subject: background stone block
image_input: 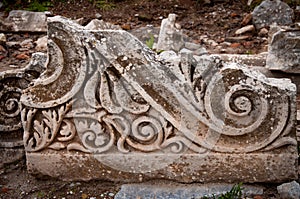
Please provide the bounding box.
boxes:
[266,26,300,74]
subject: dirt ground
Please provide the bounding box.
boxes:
[0,0,300,198]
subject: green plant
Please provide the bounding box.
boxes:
[202,183,244,199]
[36,191,45,198]
[245,50,253,55]
[145,34,155,49]
[89,0,116,10]
[26,0,53,11]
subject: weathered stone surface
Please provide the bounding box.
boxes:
[252,0,294,30]
[115,182,263,199]
[84,19,121,30]
[0,148,25,168]
[21,16,298,183]
[253,67,300,94]
[35,36,48,52]
[225,36,250,42]
[0,10,47,32]
[0,52,46,148]
[154,14,184,52]
[216,53,267,67]
[258,27,268,37]
[277,181,300,199]
[184,42,202,51]
[129,26,160,45]
[266,26,300,73]
[157,50,180,68]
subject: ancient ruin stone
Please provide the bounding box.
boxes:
[130,26,160,47]
[154,14,184,52]
[0,148,24,168]
[115,182,263,199]
[217,53,267,67]
[35,36,48,52]
[84,19,121,30]
[0,10,47,32]
[21,16,298,183]
[0,53,46,148]
[252,0,294,30]
[266,26,300,73]
[277,181,300,199]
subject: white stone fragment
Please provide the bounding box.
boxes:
[0,33,6,43]
[35,36,48,52]
[235,25,255,35]
[155,13,184,52]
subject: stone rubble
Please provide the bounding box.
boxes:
[266,25,300,73]
[35,36,48,52]
[235,25,255,35]
[84,19,122,30]
[277,181,300,199]
[252,0,294,30]
[258,28,268,37]
[0,10,47,32]
[154,13,185,52]
[129,26,160,45]
[20,39,34,49]
[0,33,6,43]
[130,14,208,55]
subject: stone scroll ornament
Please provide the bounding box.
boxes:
[0,53,46,148]
[21,16,298,183]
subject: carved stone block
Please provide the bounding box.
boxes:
[0,10,47,33]
[266,26,300,74]
[0,53,46,148]
[21,16,298,183]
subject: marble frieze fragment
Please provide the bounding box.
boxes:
[21,16,298,183]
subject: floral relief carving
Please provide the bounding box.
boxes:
[21,16,297,156]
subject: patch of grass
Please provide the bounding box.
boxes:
[145,34,155,49]
[26,0,53,12]
[89,0,116,10]
[1,0,53,12]
[35,191,45,198]
[245,50,253,55]
[202,183,244,199]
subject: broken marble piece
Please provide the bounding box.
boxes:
[252,0,294,30]
[35,36,48,52]
[154,14,184,52]
[0,33,6,43]
[235,25,255,35]
[266,26,300,73]
[277,181,300,199]
[84,19,121,30]
[0,52,46,148]
[157,50,181,69]
[0,10,47,32]
[216,53,267,67]
[130,26,160,46]
[21,16,298,183]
